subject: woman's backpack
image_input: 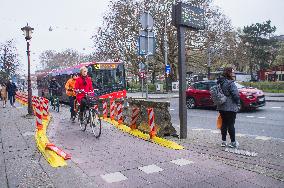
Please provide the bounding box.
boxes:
[210,84,227,106]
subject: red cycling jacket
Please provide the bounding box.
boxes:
[75,75,93,104]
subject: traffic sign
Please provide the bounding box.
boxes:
[165,64,171,74]
[138,36,155,56]
[139,13,154,30]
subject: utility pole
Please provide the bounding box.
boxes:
[164,17,169,92]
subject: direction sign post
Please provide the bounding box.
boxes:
[139,12,155,100]
[172,2,205,139]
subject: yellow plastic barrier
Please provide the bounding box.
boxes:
[35,117,67,167]
[102,117,184,150]
[16,93,67,168]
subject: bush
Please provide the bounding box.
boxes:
[241,81,284,93]
[148,83,156,92]
[127,82,141,92]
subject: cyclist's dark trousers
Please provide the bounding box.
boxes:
[69,96,76,117]
[79,98,87,120]
[9,94,15,106]
[219,111,236,142]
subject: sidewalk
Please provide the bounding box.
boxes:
[127,92,284,102]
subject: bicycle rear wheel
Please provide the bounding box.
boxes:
[90,110,101,138]
[79,111,88,131]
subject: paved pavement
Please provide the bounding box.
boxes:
[1,103,283,187]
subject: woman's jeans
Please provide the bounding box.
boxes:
[219,111,236,142]
[9,94,15,106]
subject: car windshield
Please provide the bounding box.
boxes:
[234,82,245,89]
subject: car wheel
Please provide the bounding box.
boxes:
[186,97,196,109]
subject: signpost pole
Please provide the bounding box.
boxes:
[145,11,150,100]
[177,26,187,139]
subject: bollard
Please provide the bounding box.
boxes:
[116,102,123,125]
[130,107,140,130]
[35,97,43,130]
[110,99,115,120]
[148,108,156,139]
[103,100,108,119]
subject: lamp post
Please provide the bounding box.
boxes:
[21,23,34,116]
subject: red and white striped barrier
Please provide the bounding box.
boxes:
[103,100,108,118]
[116,102,123,124]
[35,97,43,130]
[42,98,49,120]
[148,108,156,139]
[130,108,140,129]
[45,143,71,160]
[110,99,115,120]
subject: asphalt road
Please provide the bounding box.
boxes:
[166,99,284,139]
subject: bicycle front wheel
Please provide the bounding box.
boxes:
[90,110,101,138]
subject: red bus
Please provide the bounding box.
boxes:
[37,61,126,103]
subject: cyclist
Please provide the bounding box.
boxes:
[65,73,78,121]
[48,77,61,106]
[75,66,93,123]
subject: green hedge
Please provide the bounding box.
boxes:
[241,81,284,93]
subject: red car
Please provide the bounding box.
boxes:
[186,81,266,111]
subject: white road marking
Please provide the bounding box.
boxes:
[236,133,246,137]
[170,109,175,111]
[271,107,281,109]
[192,128,211,131]
[255,136,271,141]
[211,130,220,134]
[246,116,255,118]
[101,172,127,183]
[170,158,194,166]
[138,164,163,174]
[258,117,266,119]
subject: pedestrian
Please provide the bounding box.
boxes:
[217,67,240,148]
[7,80,17,107]
[65,73,78,122]
[1,83,8,108]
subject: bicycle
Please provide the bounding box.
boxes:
[76,90,101,138]
[50,95,60,112]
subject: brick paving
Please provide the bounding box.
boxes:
[0,103,283,187]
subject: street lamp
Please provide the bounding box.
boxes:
[21,23,34,116]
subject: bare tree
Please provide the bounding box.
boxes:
[0,39,20,81]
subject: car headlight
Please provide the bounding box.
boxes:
[240,91,255,99]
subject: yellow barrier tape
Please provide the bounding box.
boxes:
[35,117,67,168]
[102,118,184,150]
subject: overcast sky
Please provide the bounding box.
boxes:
[0,0,283,74]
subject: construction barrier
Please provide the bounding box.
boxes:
[45,143,71,160]
[116,102,123,125]
[110,99,115,120]
[15,91,70,167]
[148,108,156,139]
[103,100,108,118]
[130,108,140,130]
[35,97,43,130]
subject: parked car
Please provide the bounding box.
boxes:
[186,81,266,111]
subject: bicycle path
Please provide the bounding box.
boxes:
[47,106,283,188]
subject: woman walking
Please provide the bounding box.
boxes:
[217,67,240,148]
[1,83,8,108]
